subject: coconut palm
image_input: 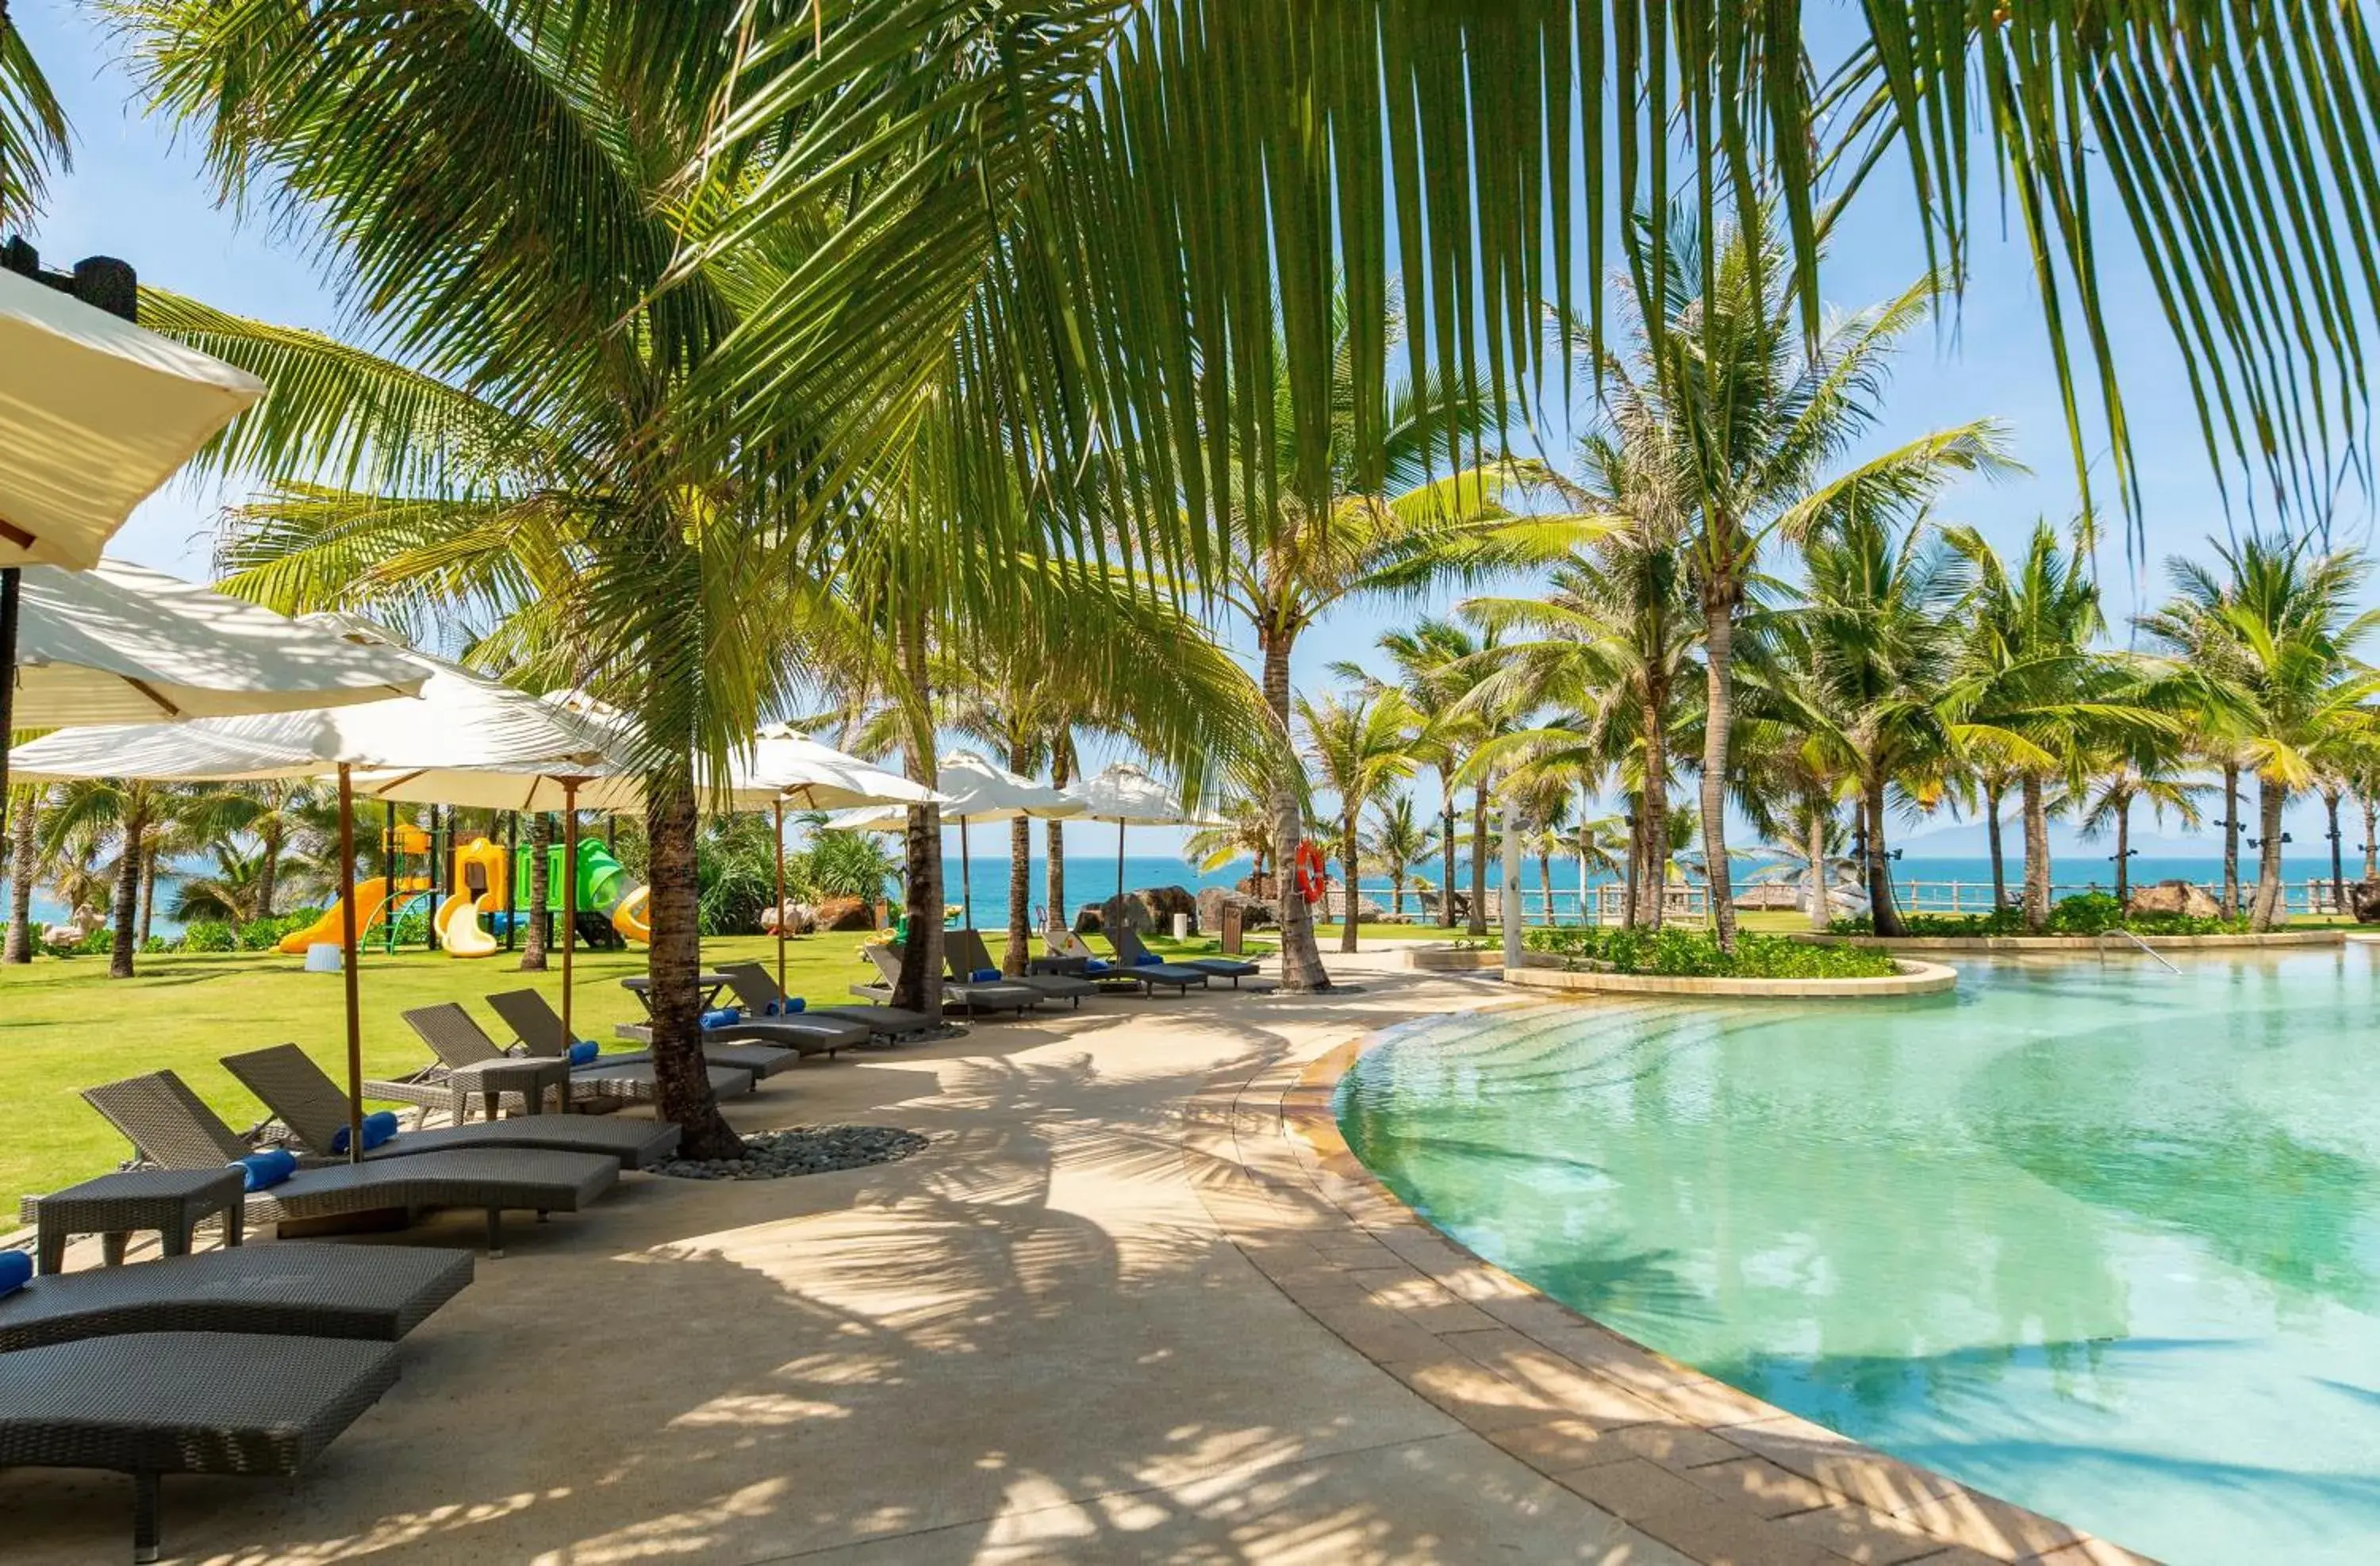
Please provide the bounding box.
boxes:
[5,784,43,962]
[1296,688,1417,953]
[170,842,273,928]
[2073,735,2209,905]
[36,777,178,977]
[1362,793,1438,921]
[1339,619,1492,931]
[2140,536,2380,930]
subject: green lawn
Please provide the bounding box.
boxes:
[3,927,1242,1217]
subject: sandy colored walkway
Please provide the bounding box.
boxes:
[8,955,1687,1564]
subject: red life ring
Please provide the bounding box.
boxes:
[1294,842,1328,905]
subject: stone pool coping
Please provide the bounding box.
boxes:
[1505,954,1958,998]
[1795,930,2343,952]
[1188,1023,2159,1566]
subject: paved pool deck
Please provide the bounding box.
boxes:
[6,951,2146,1564]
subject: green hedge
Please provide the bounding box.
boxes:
[1829,891,2249,938]
[1523,925,1898,979]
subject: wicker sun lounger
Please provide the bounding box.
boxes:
[221,1045,681,1169]
[402,1001,754,1107]
[1114,925,1261,988]
[856,945,1041,1018]
[945,928,1098,1008]
[0,1330,400,1563]
[0,1243,473,1353]
[484,986,827,1075]
[80,1072,620,1257]
[716,961,939,1042]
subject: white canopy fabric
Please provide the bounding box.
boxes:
[1064,762,1225,827]
[828,750,1084,832]
[0,270,267,570]
[734,724,942,812]
[9,560,422,727]
[9,633,609,783]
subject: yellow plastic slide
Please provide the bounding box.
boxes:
[612,885,651,946]
[435,892,497,958]
[278,877,421,955]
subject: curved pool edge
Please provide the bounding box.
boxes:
[1188,1021,2160,1566]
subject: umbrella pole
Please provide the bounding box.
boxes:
[338,764,364,1164]
[561,781,580,1053]
[774,800,788,997]
[0,568,17,864]
[960,816,972,931]
[1116,819,1125,911]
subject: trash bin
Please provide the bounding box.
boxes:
[303,942,344,974]
[1172,912,1190,939]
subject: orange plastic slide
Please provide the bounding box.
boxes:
[278,878,425,956]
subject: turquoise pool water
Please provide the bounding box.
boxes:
[1338,951,2380,1564]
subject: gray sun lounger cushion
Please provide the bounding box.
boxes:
[0,1243,473,1353]
[945,929,1097,1008]
[220,1045,681,1169]
[1111,926,1252,985]
[402,1001,753,1105]
[716,961,937,1040]
[485,987,823,1072]
[861,945,1039,1015]
[0,1330,400,1563]
[601,1027,827,1070]
[80,1072,621,1255]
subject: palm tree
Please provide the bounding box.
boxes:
[1341,619,1491,931]
[170,842,272,928]
[1296,688,1417,953]
[2141,536,2380,930]
[1943,521,2156,933]
[5,783,41,962]
[1567,213,2011,950]
[37,777,174,977]
[1183,795,1276,891]
[1362,793,1438,920]
[2074,736,2209,905]
[1214,296,1536,987]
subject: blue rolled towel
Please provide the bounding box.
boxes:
[330,1110,403,1154]
[762,996,805,1015]
[1136,953,1161,966]
[0,1249,29,1297]
[567,1039,600,1067]
[700,1007,743,1031]
[232,1149,297,1192]
[1084,958,1111,973]
[969,967,1001,983]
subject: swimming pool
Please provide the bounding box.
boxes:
[1338,950,2380,1565]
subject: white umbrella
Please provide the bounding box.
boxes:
[0,267,265,572]
[12,634,618,1156]
[1063,762,1225,913]
[828,750,1084,931]
[7,560,420,726]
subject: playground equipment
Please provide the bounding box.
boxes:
[612,884,651,945]
[428,836,507,958]
[277,876,430,955]
[510,838,649,948]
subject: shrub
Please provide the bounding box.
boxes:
[1522,925,1897,979]
[240,910,323,951]
[75,927,115,957]
[178,921,237,954]
[1829,893,2250,938]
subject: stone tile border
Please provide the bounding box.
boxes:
[1184,1027,2159,1566]
[1799,931,2341,951]
[1506,957,1957,998]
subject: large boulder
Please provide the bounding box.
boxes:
[2128,879,2221,919]
[813,896,877,932]
[2351,879,2380,924]
[1093,892,1156,938]
[1138,884,1200,931]
[1197,885,1276,934]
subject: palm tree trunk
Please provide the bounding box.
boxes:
[1438,777,1457,927]
[1006,815,1031,974]
[1046,749,1070,935]
[893,624,946,1013]
[257,829,280,921]
[6,793,36,964]
[1638,693,1668,931]
[1806,801,1831,933]
[2112,799,2132,904]
[2021,773,2052,933]
[2221,762,2241,917]
[1467,786,1489,936]
[1391,873,1405,918]
[1700,600,1738,951]
[643,759,741,1158]
[520,813,551,971]
[1622,799,1641,931]
[1537,848,1553,927]
[1866,777,1905,938]
[1340,809,1361,953]
[137,845,157,949]
[109,807,145,977]
[2326,787,2346,916]
[2363,796,2377,880]
[1984,777,2008,909]
[2251,776,2286,931]
[1262,633,1330,991]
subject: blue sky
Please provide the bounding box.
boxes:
[16,2,2370,860]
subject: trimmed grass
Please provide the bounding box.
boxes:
[0,927,1174,1218]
